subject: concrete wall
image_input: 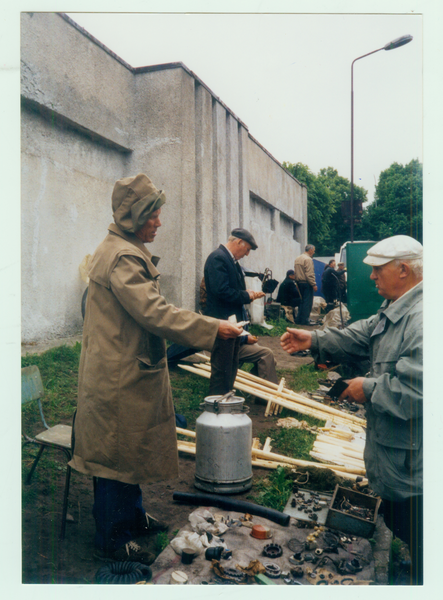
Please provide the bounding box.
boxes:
[21,12,307,342]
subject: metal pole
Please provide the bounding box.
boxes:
[350,47,383,242]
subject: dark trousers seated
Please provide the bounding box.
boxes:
[209,337,241,396]
[382,495,423,585]
[296,282,314,325]
[93,477,146,552]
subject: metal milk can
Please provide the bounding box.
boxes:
[194,394,252,494]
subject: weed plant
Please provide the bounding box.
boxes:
[250,466,293,512]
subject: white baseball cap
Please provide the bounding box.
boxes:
[363,235,423,267]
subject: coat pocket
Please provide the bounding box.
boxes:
[136,355,167,371]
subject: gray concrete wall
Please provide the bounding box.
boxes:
[20,12,307,342]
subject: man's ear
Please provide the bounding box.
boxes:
[398,261,411,278]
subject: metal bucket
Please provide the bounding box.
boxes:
[194,395,252,494]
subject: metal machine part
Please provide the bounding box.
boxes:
[262,543,283,559]
[264,563,281,578]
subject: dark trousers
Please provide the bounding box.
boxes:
[209,337,241,396]
[93,477,146,552]
[322,283,336,304]
[383,495,423,585]
[296,282,314,325]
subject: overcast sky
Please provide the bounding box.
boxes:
[66,11,422,204]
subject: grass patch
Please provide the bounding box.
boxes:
[169,368,210,431]
[257,426,319,462]
[249,317,289,338]
[155,532,170,553]
[249,466,293,511]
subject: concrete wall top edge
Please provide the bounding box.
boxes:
[248,132,306,188]
[59,13,249,132]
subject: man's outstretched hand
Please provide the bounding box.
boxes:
[280,328,312,354]
[217,320,243,339]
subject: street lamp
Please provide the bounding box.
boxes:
[349,34,413,241]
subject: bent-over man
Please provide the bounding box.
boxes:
[281,235,423,585]
[70,174,242,564]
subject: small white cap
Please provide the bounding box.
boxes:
[363,235,423,266]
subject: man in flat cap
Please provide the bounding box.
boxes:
[70,174,242,564]
[293,244,318,325]
[280,235,423,584]
[203,228,266,395]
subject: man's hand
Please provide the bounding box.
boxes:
[247,290,266,301]
[246,334,258,345]
[313,285,318,292]
[217,320,243,339]
[280,328,312,354]
[338,377,367,404]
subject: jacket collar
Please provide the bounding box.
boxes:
[380,281,423,324]
[108,223,160,267]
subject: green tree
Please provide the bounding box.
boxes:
[283,162,367,255]
[283,162,335,254]
[318,167,367,255]
[356,159,422,243]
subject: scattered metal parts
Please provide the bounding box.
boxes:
[262,543,283,559]
[221,549,232,560]
[222,568,247,583]
[264,563,281,578]
[287,539,305,554]
[315,548,323,556]
[341,577,355,585]
[290,566,304,578]
[289,554,304,565]
[285,578,303,585]
[308,513,318,522]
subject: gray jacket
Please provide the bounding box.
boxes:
[311,282,423,501]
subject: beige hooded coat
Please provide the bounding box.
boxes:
[69,177,219,484]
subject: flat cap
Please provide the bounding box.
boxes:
[231,228,258,250]
[363,235,423,267]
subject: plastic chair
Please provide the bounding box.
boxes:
[21,365,73,540]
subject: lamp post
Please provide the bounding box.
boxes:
[350,34,413,241]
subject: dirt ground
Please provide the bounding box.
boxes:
[21,334,318,584]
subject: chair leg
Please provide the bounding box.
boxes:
[60,464,72,541]
[26,445,45,485]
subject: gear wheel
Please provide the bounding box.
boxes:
[264,562,281,578]
[262,543,283,559]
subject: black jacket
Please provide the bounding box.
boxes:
[276,277,301,307]
[204,245,250,321]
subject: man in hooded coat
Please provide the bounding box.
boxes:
[70,174,242,563]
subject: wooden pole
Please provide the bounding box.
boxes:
[182,363,365,428]
[180,364,365,431]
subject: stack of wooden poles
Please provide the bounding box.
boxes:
[176,427,367,484]
[310,424,366,475]
[178,354,366,432]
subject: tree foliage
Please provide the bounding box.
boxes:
[355,159,422,244]
[283,159,422,254]
[283,162,367,255]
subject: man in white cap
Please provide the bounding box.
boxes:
[280,235,423,584]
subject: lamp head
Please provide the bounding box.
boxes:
[384,34,413,50]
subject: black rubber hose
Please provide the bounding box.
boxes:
[172,491,290,526]
[95,561,152,584]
